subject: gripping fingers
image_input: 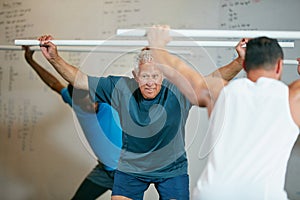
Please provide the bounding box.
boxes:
[38,35,53,47]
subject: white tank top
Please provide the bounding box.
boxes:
[193,77,299,200]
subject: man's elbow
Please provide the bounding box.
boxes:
[73,71,89,90]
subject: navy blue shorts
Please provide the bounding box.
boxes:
[112,170,189,200]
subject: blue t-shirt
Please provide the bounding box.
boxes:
[61,87,122,171]
[88,76,192,179]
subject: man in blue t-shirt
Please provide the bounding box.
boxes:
[24,46,122,200]
[38,31,245,199]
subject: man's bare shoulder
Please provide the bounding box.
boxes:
[289,79,300,127]
[289,80,300,95]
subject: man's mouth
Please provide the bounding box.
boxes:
[145,88,154,92]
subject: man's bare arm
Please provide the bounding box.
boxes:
[147,25,212,107]
[23,46,65,94]
[207,38,247,81]
[38,35,88,90]
[289,58,300,127]
[147,26,247,114]
[289,79,300,127]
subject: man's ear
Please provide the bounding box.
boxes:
[275,59,283,79]
[132,70,138,81]
[276,59,283,73]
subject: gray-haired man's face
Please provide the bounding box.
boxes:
[135,62,163,99]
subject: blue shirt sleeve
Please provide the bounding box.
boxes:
[61,85,122,170]
[88,75,126,108]
[88,76,113,103]
[60,87,72,107]
[74,103,122,171]
[97,103,122,148]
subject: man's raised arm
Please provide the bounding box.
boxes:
[208,38,247,81]
[23,46,65,94]
[38,35,88,90]
[289,58,300,126]
[147,25,212,108]
[147,25,247,115]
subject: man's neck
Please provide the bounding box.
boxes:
[247,69,278,82]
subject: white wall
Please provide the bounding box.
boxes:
[0,0,299,199]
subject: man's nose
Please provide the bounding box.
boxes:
[146,80,155,86]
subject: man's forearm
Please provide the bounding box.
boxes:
[25,57,64,94]
[151,48,210,106]
[209,57,243,81]
[48,56,88,90]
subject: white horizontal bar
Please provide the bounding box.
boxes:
[1,45,191,55]
[1,45,135,52]
[180,41,294,48]
[283,59,299,65]
[14,40,141,46]
[0,45,23,50]
[14,40,294,48]
[117,29,300,39]
[1,45,298,65]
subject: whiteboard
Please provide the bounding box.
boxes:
[1,0,300,199]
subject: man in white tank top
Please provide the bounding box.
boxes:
[147,25,300,200]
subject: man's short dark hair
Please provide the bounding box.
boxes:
[245,36,283,72]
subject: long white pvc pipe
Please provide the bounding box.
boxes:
[1,45,137,52]
[2,45,298,65]
[1,45,192,55]
[283,60,299,65]
[117,29,300,39]
[14,40,294,48]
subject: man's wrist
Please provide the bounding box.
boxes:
[235,58,244,68]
